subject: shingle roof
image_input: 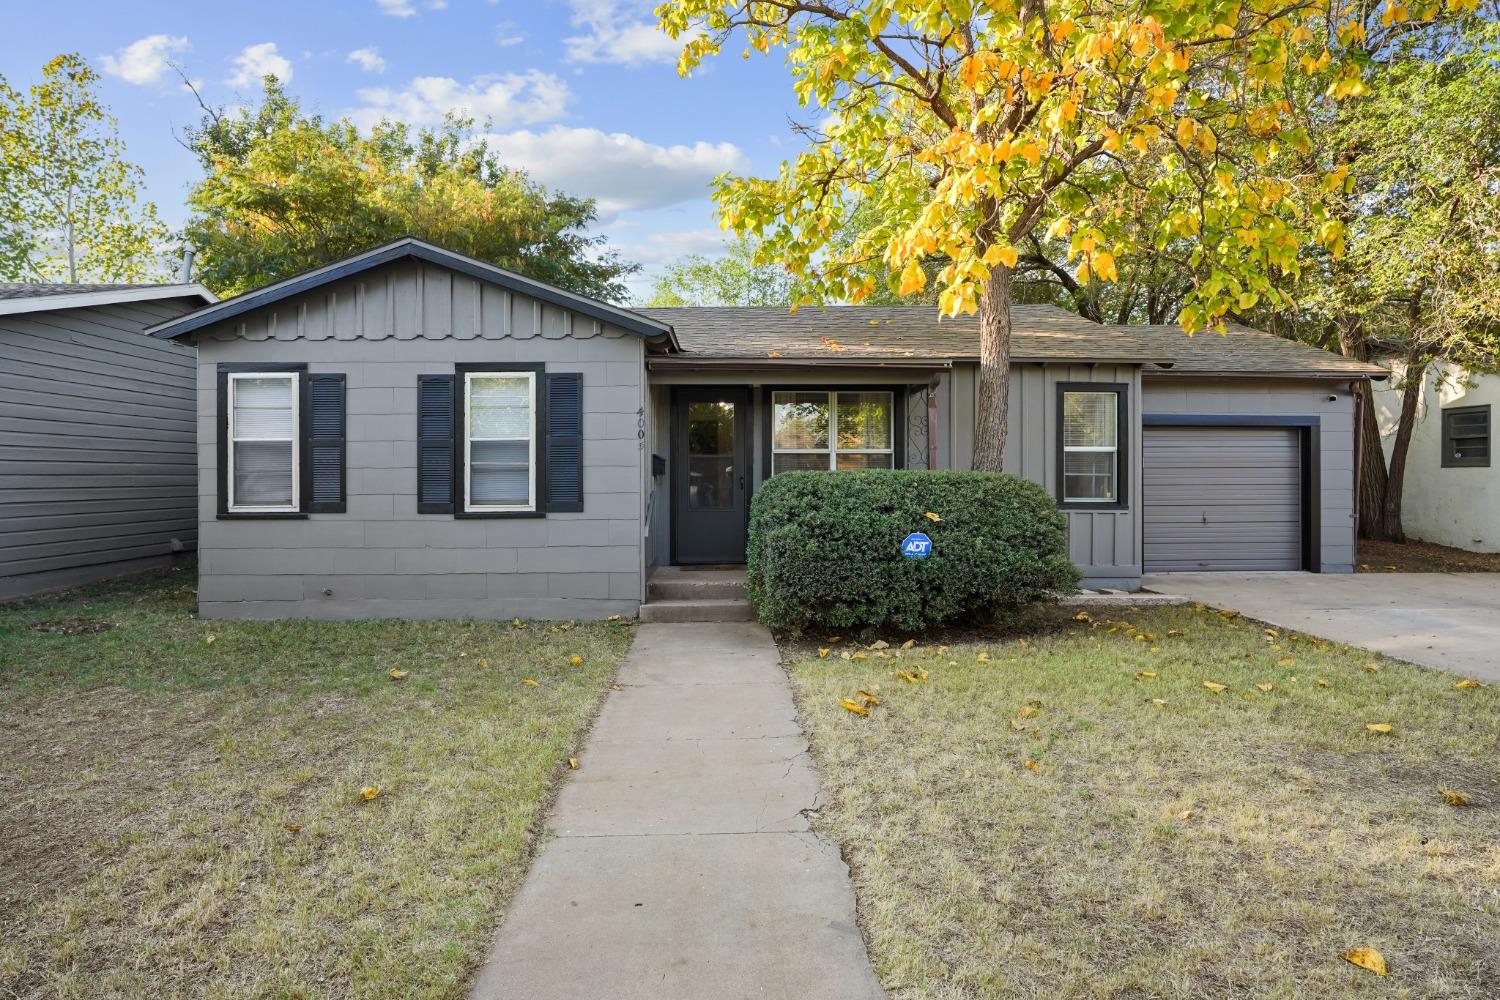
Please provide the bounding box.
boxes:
[0,282,137,300]
[1125,323,1388,378]
[636,304,1386,378]
[636,305,1173,364]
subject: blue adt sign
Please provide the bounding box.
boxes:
[901,532,933,559]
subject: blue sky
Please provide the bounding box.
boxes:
[0,0,809,300]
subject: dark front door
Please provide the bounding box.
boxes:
[672,388,751,564]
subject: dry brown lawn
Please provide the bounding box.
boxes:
[0,568,631,998]
[788,604,1500,999]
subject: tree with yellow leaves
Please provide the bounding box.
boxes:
[656,0,1375,470]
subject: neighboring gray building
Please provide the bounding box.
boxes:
[1,281,217,599]
[145,238,1385,621]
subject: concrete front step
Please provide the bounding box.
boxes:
[638,598,755,623]
[646,567,748,603]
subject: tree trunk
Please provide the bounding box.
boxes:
[1380,354,1426,543]
[1336,315,1390,538]
[972,264,1013,472]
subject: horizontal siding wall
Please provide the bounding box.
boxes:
[1,299,200,598]
[1142,377,1359,572]
[944,362,1143,583]
[193,260,646,620]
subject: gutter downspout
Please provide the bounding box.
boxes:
[1350,378,1364,549]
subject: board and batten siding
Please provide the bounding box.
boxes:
[191,258,647,620]
[1142,377,1358,572]
[1,299,201,599]
[942,362,1143,586]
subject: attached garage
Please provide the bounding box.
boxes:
[1142,423,1308,572]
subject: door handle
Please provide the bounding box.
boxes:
[739,474,745,492]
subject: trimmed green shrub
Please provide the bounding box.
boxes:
[746,470,1078,633]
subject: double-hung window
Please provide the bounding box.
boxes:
[227,372,299,513]
[464,370,537,512]
[771,390,894,473]
[1441,405,1490,468]
[1059,386,1125,505]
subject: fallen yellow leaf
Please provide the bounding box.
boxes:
[1439,788,1470,806]
[512,617,524,629]
[568,757,579,770]
[1166,628,1183,637]
[1074,611,1091,622]
[1342,947,1387,976]
[852,651,868,660]
[925,511,942,522]
[569,656,584,666]
[857,688,881,706]
[1177,808,1194,821]
[818,648,831,658]
[1136,671,1157,679]
[477,658,490,669]
[1278,657,1296,666]
[1456,678,1484,689]
[1315,679,1330,688]
[283,823,302,833]
[1255,683,1275,692]
[897,671,919,683]
[975,651,990,663]
[1217,609,1241,620]
[1150,698,1168,706]
[1203,681,1227,693]
[388,668,409,680]
[827,636,842,643]
[839,698,870,716]
[900,639,916,650]
[360,785,382,801]
[1366,722,1393,734]
[205,634,216,645]
[1363,662,1379,673]
[522,678,540,687]
[1018,705,1038,718]
[1023,759,1041,772]
[607,614,621,622]
[1149,647,1162,653]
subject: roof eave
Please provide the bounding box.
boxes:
[143,237,678,347]
[1145,367,1389,381]
[0,284,217,316]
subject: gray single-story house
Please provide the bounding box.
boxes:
[144,238,1385,620]
[1,280,217,599]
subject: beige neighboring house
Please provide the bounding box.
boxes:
[1375,361,1499,552]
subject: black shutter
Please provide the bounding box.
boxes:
[417,374,456,513]
[545,372,583,512]
[304,374,347,513]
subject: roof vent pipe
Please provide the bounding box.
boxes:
[177,245,196,283]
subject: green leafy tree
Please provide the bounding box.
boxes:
[1301,19,1500,540]
[658,0,1361,470]
[0,54,166,283]
[644,235,795,306]
[183,79,637,300]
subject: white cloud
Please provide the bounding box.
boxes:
[494,21,525,47]
[628,227,731,264]
[347,47,386,74]
[374,0,445,15]
[565,0,683,67]
[353,71,569,129]
[100,34,189,86]
[229,42,293,87]
[484,126,748,219]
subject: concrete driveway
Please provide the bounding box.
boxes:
[1142,572,1500,683]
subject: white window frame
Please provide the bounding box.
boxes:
[771,390,895,473]
[1061,389,1119,504]
[227,371,300,514]
[463,370,537,513]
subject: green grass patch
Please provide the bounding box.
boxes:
[789,604,1500,998]
[0,567,632,997]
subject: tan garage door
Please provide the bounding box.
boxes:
[1143,426,1302,572]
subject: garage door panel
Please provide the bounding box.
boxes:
[1143,426,1302,572]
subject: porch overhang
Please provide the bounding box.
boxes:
[646,357,955,374]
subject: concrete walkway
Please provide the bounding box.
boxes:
[1144,572,1500,683]
[470,622,885,1000]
